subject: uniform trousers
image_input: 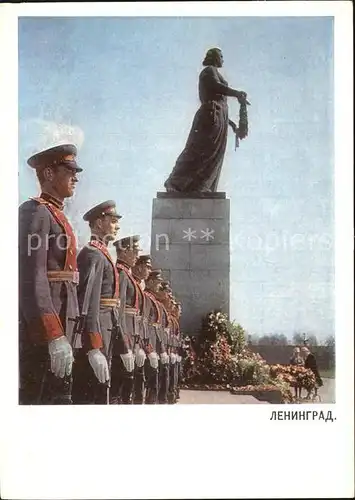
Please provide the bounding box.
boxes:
[176,360,182,399]
[144,358,159,404]
[109,355,134,404]
[158,360,170,404]
[133,364,146,404]
[168,361,178,403]
[19,343,73,405]
[71,350,109,404]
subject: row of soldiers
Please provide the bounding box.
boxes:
[19,143,184,404]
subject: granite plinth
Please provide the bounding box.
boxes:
[150,193,230,334]
[157,191,226,199]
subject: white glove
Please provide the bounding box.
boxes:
[135,347,147,368]
[160,351,170,365]
[176,355,182,363]
[148,351,159,369]
[170,352,177,364]
[120,350,135,372]
[48,335,73,378]
[88,349,110,384]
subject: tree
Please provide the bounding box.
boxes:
[292,332,318,346]
[292,332,306,345]
[307,334,318,346]
[324,335,335,368]
[247,334,260,345]
[258,334,289,345]
[324,335,335,348]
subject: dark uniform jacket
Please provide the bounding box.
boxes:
[19,193,79,349]
[77,239,128,357]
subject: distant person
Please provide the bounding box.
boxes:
[289,347,304,400]
[301,346,323,398]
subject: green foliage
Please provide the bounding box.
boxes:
[233,349,270,386]
[226,320,247,354]
[182,311,272,388]
[199,310,247,354]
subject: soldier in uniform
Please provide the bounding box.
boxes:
[153,280,174,404]
[71,201,133,404]
[132,259,162,403]
[174,301,183,401]
[146,269,169,404]
[143,269,168,404]
[163,287,179,404]
[168,296,180,403]
[131,255,157,403]
[113,235,146,404]
[19,144,82,404]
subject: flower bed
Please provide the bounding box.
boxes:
[180,311,297,404]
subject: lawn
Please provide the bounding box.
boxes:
[319,368,335,379]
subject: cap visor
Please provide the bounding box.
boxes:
[111,212,122,219]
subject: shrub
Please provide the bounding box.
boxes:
[181,311,308,404]
[226,320,247,354]
[182,311,272,388]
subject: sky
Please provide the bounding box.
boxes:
[18,16,334,340]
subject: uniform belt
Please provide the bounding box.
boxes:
[100,297,120,308]
[150,322,160,327]
[47,270,79,284]
[125,307,138,315]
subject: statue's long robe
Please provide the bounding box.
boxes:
[164,65,234,193]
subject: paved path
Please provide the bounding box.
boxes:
[178,390,269,404]
[178,379,335,405]
[317,378,335,404]
[297,378,335,404]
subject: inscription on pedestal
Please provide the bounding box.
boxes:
[150,193,230,334]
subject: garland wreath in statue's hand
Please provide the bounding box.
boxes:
[235,97,250,150]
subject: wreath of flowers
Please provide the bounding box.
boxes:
[269,364,316,391]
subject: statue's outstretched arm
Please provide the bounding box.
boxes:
[204,66,244,100]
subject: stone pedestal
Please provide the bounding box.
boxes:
[150,192,230,335]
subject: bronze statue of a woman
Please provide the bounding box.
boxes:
[164,47,249,193]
